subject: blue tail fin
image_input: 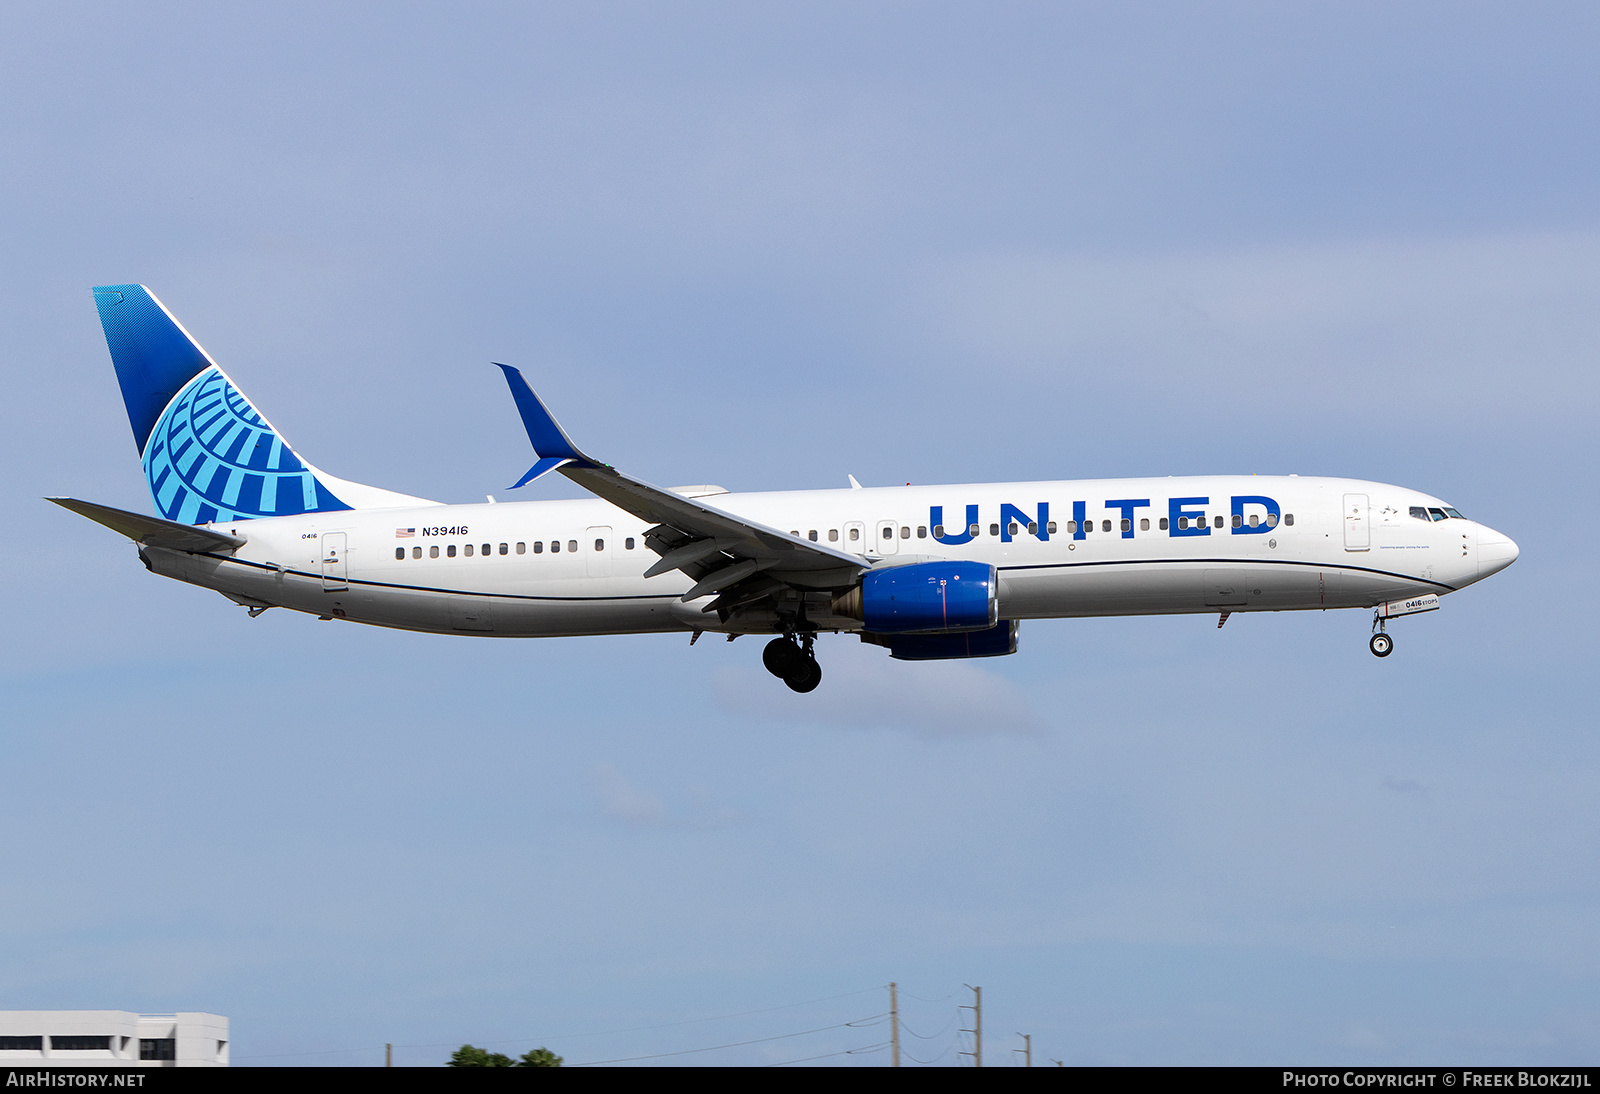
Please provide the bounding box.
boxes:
[93,285,434,524]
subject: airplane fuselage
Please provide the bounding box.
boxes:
[142,474,1516,640]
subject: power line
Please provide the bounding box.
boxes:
[763,1042,889,1067]
[232,985,886,1062]
[571,1016,883,1065]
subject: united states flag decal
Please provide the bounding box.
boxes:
[396,527,415,538]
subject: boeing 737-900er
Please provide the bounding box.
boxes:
[52,285,1519,692]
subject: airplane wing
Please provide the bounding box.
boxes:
[47,497,247,553]
[495,365,867,615]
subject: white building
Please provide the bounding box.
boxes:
[0,1012,228,1067]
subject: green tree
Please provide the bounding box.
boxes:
[517,1048,562,1067]
[448,1044,515,1067]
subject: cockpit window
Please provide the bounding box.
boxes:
[1428,508,1447,521]
[1443,507,1464,519]
[1410,506,1429,521]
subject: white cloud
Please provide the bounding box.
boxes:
[590,763,746,830]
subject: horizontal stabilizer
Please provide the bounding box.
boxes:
[47,497,246,553]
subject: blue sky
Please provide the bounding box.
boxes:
[3,2,1596,1065]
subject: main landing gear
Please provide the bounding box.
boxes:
[764,633,822,693]
[1369,611,1393,658]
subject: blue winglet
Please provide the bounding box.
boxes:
[509,456,572,490]
[495,364,599,488]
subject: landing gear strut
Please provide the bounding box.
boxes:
[1369,612,1393,657]
[763,633,822,693]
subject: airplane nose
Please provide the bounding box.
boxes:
[1477,526,1519,579]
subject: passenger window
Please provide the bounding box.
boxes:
[447,545,457,557]
[1159,517,1168,530]
[413,546,422,558]
[1028,522,1038,534]
[551,541,560,553]
[1232,515,1241,529]
[1178,517,1188,530]
[625,537,635,550]
[1285,514,1294,527]
[901,526,910,538]
[932,525,944,538]
[968,523,980,536]
[594,539,605,552]
[482,543,490,555]
[1266,513,1278,528]
[808,530,818,542]
[1120,518,1131,532]
[430,545,439,558]
[568,540,578,553]
[1214,516,1224,528]
[464,544,474,557]
[1101,520,1111,533]
[1139,518,1149,531]
[828,529,839,542]
[1046,521,1057,534]
[1008,522,1018,535]
[1067,520,1078,533]
[918,526,927,538]
[395,548,405,560]
[848,528,858,541]
[991,524,1001,537]
[499,543,508,555]
[1249,515,1259,528]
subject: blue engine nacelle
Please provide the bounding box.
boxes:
[854,560,999,634]
[862,620,1019,661]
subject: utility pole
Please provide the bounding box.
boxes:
[889,982,900,1068]
[960,984,983,1067]
[385,1043,392,1067]
[1018,1033,1031,1067]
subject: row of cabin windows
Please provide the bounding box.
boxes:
[792,526,933,542]
[395,537,637,561]
[391,513,1301,561]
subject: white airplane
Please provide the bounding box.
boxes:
[53,285,1519,692]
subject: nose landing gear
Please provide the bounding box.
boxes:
[1369,611,1394,657]
[763,633,823,692]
